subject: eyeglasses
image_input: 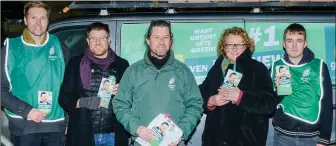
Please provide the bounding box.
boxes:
[88,37,109,43]
[224,44,246,50]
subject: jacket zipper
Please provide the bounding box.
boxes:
[154,70,160,80]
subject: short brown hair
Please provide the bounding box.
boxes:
[217,27,255,57]
[145,20,173,40]
[283,23,306,41]
[24,1,51,18]
[86,22,110,37]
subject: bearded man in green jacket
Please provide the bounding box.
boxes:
[112,20,203,146]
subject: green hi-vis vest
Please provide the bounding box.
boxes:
[4,33,65,122]
[271,58,323,124]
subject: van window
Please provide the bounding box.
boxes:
[53,27,89,63]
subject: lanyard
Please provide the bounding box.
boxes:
[233,63,236,71]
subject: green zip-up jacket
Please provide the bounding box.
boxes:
[112,50,203,141]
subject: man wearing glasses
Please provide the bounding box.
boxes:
[59,22,130,146]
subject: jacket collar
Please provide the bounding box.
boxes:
[214,48,253,74]
[22,28,48,46]
[235,48,253,72]
[282,47,315,65]
[144,49,177,72]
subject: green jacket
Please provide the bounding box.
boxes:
[113,50,203,140]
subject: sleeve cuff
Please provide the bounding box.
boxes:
[20,105,33,119]
[318,137,330,145]
[130,122,141,136]
[234,91,243,105]
[207,96,216,111]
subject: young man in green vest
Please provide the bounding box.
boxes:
[271,23,333,146]
[1,1,66,146]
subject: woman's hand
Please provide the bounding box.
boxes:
[218,86,241,103]
[208,94,230,106]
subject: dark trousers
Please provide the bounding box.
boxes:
[11,132,65,146]
[273,131,318,146]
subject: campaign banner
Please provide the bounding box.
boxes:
[325,26,335,85]
[121,22,334,85]
[120,22,335,146]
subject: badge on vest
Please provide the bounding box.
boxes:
[275,65,292,95]
[38,91,52,115]
[223,69,243,88]
[97,76,116,108]
[48,46,57,61]
[301,67,311,83]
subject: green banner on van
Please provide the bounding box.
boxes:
[120,22,335,85]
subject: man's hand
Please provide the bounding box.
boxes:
[168,138,181,146]
[112,84,119,95]
[208,94,230,106]
[316,144,325,146]
[27,108,46,123]
[137,126,156,142]
[65,127,68,135]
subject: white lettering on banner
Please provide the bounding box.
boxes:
[189,65,208,73]
[190,34,217,41]
[249,27,262,45]
[252,54,281,67]
[331,62,335,71]
[190,28,217,54]
[194,28,213,34]
[264,26,280,46]
[195,40,212,47]
[191,46,216,53]
[249,25,280,47]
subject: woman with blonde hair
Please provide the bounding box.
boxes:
[200,27,276,146]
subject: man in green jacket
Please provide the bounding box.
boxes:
[112,20,203,146]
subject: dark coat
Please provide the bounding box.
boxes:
[58,54,130,146]
[200,49,276,146]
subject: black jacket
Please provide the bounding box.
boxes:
[200,49,276,146]
[84,63,117,134]
[58,54,130,146]
[272,48,333,145]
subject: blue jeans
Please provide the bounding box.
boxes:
[94,133,115,146]
[273,131,318,146]
[11,132,65,146]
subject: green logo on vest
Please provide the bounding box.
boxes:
[301,67,311,82]
[49,46,57,61]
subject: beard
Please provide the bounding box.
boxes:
[92,49,108,58]
[149,46,171,59]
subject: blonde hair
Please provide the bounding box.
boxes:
[24,1,51,17]
[217,27,255,57]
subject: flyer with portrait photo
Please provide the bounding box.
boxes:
[275,65,292,95]
[135,114,183,146]
[97,76,116,108]
[37,91,52,115]
[222,69,243,88]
